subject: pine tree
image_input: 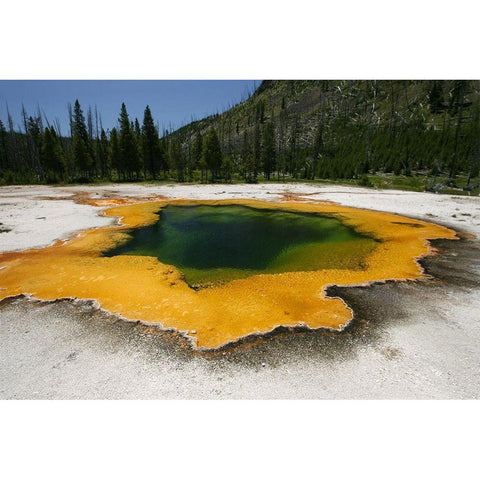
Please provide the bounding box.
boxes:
[253,121,261,178]
[466,104,480,187]
[261,122,275,180]
[41,127,66,182]
[192,132,203,170]
[222,155,233,182]
[241,130,250,180]
[202,128,222,181]
[428,80,444,114]
[25,115,42,176]
[449,81,470,180]
[6,108,21,174]
[0,120,10,172]
[72,100,94,179]
[87,107,94,141]
[118,103,141,180]
[288,117,299,177]
[449,80,470,115]
[109,128,121,178]
[97,129,110,178]
[256,100,265,124]
[141,105,161,179]
[311,122,324,180]
[159,137,169,177]
[134,118,141,138]
[245,154,255,182]
[169,140,185,182]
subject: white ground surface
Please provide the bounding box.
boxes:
[0,183,479,399]
[0,186,114,251]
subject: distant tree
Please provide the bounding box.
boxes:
[253,122,261,178]
[72,100,94,179]
[202,128,222,181]
[261,122,275,180]
[245,154,256,182]
[428,80,444,114]
[134,118,141,138]
[4,107,22,175]
[192,132,203,170]
[449,81,470,180]
[108,128,121,178]
[256,100,265,124]
[288,117,299,177]
[311,122,324,180]
[222,155,233,182]
[87,106,94,141]
[199,155,208,182]
[0,120,11,172]
[24,114,42,175]
[449,80,470,115]
[240,130,250,179]
[159,137,169,177]
[466,104,480,187]
[96,128,110,178]
[141,105,162,179]
[169,140,185,181]
[118,103,142,180]
[41,127,66,182]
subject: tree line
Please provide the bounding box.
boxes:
[0,99,224,184]
[1,80,480,189]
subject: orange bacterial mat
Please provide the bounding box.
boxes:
[0,199,457,349]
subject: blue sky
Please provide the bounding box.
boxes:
[0,80,260,135]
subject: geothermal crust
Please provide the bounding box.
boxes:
[1,183,479,399]
[0,193,456,349]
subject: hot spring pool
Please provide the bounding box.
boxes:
[104,204,378,286]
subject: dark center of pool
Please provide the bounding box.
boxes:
[105,205,377,286]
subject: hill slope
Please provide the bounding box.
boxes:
[170,80,480,190]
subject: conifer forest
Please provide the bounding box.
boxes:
[1,80,479,194]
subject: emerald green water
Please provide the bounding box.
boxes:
[105,205,377,286]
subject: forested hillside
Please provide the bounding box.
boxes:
[1,80,479,193]
[171,80,480,191]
